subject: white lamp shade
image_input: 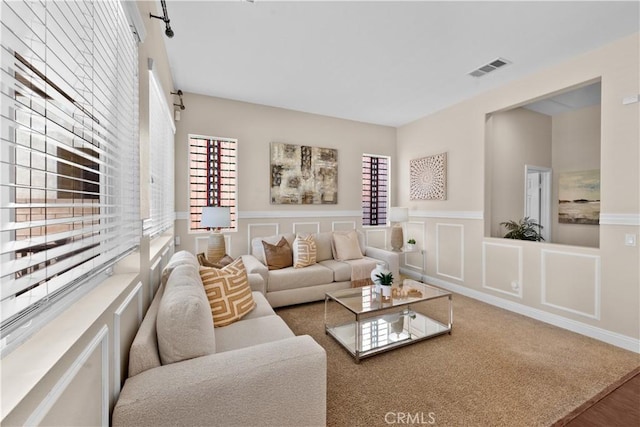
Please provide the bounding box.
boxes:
[389,207,408,223]
[201,206,231,228]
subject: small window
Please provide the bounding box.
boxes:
[362,154,389,226]
[188,136,237,231]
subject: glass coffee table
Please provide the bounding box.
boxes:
[324,279,452,363]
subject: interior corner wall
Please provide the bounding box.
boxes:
[173,94,396,256]
[488,108,552,238]
[552,105,601,247]
[396,33,639,346]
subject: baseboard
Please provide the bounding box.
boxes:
[400,268,640,354]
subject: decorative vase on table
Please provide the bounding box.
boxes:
[370,262,388,294]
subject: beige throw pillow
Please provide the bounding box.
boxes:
[293,234,317,268]
[332,230,364,261]
[262,237,293,270]
[199,258,256,327]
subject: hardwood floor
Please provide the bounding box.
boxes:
[554,368,640,427]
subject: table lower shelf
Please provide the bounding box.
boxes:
[325,311,451,362]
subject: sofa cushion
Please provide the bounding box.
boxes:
[161,250,199,288]
[267,264,334,292]
[262,237,294,270]
[200,258,256,327]
[241,291,277,320]
[293,234,317,268]
[157,264,216,365]
[331,230,363,261]
[214,315,295,353]
[313,231,334,262]
[318,259,352,282]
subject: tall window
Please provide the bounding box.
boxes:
[362,154,389,226]
[0,0,139,344]
[147,69,175,237]
[188,136,237,231]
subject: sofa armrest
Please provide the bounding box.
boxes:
[365,246,400,279]
[113,335,326,427]
[241,254,268,294]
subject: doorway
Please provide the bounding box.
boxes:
[524,165,551,241]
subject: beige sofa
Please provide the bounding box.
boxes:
[112,251,326,427]
[244,231,400,307]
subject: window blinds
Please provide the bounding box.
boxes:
[147,70,175,238]
[188,136,237,231]
[362,154,389,226]
[0,0,140,335]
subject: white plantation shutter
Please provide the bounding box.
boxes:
[0,0,140,337]
[362,154,389,226]
[147,68,175,237]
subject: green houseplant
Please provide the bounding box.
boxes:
[500,217,544,241]
[375,271,394,299]
[407,238,416,245]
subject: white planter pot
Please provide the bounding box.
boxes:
[381,285,392,298]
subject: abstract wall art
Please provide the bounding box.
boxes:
[410,152,447,200]
[558,169,600,225]
[270,142,338,204]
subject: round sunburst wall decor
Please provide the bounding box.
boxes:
[410,152,447,200]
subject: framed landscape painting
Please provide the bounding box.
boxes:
[270,142,338,204]
[558,169,600,225]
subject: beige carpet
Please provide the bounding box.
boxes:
[276,293,639,427]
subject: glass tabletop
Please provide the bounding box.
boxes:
[326,279,451,315]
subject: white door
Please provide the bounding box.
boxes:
[526,172,541,223]
[524,166,551,241]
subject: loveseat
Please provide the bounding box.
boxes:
[112,251,326,427]
[244,230,400,307]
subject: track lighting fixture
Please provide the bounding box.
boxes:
[171,90,185,110]
[150,0,174,38]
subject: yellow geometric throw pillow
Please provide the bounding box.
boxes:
[293,234,317,268]
[199,258,256,327]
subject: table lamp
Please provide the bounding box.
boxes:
[389,207,408,252]
[201,206,231,262]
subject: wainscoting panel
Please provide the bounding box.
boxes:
[113,282,143,400]
[149,257,161,303]
[542,250,601,319]
[483,242,523,298]
[27,326,109,426]
[293,222,320,235]
[436,223,464,281]
[405,221,425,270]
[246,223,280,252]
[332,221,356,231]
[365,228,388,249]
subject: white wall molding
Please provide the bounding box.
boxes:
[411,210,483,220]
[600,213,640,226]
[26,326,109,426]
[149,258,162,303]
[239,210,361,219]
[293,222,320,234]
[113,282,143,401]
[332,220,356,231]
[247,223,279,253]
[400,270,639,354]
[482,242,523,299]
[541,249,601,320]
[365,228,388,248]
[405,221,425,270]
[436,223,464,281]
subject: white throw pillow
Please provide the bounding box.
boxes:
[332,230,364,261]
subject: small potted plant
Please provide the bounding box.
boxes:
[375,271,394,300]
[406,238,416,251]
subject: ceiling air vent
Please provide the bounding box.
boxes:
[468,57,511,78]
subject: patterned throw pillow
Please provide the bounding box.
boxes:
[293,234,317,268]
[199,258,256,327]
[262,237,293,270]
[197,252,234,269]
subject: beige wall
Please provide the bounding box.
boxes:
[552,105,601,247]
[397,33,639,346]
[173,94,397,256]
[0,2,176,425]
[487,108,552,237]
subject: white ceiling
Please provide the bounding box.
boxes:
[161,1,639,127]
[523,82,602,116]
